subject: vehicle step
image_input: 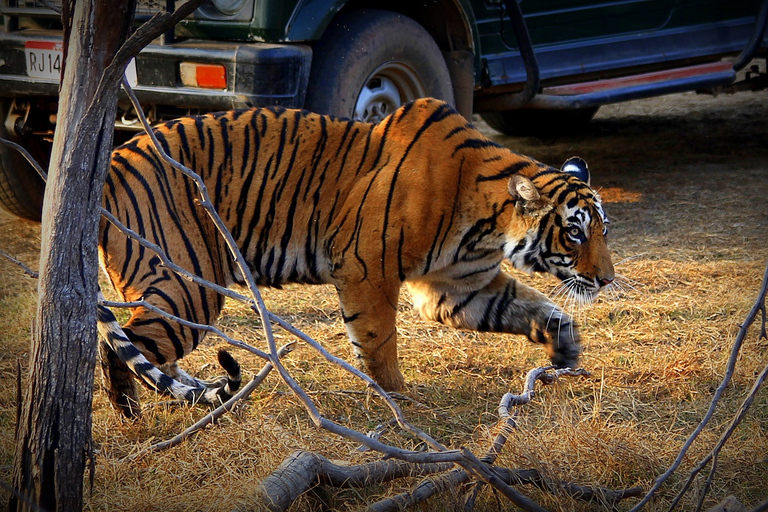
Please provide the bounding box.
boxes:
[542,62,735,96]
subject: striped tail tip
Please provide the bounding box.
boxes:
[217,349,242,394]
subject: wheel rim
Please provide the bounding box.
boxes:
[354,62,426,122]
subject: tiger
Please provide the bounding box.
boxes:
[97,97,614,418]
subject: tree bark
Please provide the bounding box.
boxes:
[10,1,136,511]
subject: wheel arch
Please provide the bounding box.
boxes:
[287,0,478,117]
[286,0,476,52]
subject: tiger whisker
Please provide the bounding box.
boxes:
[546,302,563,333]
[601,274,642,302]
[546,276,578,333]
[564,288,577,340]
[613,253,647,267]
[549,277,575,302]
[614,273,641,292]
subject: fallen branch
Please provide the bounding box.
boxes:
[253,367,641,512]
[459,446,549,512]
[372,367,591,511]
[248,450,455,512]
[497,467,644,504]
[498,366,591,413]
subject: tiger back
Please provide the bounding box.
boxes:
[99,98,614,415]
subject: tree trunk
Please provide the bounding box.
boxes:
[10,1,136,511]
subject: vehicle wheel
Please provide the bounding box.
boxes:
[304,9,454,121]
[479,107,599,137]
[0,102,47,222]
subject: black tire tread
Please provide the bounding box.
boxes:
[304,9,454,118]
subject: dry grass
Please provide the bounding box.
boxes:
[1,90,767,511]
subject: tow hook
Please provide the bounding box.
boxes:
[4,100,32,137]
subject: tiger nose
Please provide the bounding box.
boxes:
[598,277,614,288]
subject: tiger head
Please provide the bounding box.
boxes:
[504,157,615,303]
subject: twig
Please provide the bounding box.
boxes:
[369,367,593,512]
[459,447,549,512]
[668,362,768,512]
[368,464,644,512]
[475,367,590,509]
[486,367,591,466]
[99,209,252,305]
[0,137,47,181]
[631,259,768,511]
[498,366,591,414]
[99,297,269,359]
[0,250,38,279]
[368,466,470,512]
[493,467,644,503]
[124,342,296,461]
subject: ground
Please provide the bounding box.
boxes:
[0,89,766,511]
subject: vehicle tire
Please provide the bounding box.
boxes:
[304,9,454,121]
[0,101,47,222]
[479,107,599,137]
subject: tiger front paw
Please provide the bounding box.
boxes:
[527,310,582,369]
[361,358,407,392]
[546,319,582,369]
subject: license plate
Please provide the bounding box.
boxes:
[25,41,63,80]
[24,40,138,86]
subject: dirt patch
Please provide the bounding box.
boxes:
[0,90,767,511]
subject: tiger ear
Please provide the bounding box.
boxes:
[509,175,551,216]
[561,156,590,185]
[508,175,539,202]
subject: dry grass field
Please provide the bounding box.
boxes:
[0,90,767,511]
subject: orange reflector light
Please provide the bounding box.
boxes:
[179,63,226,89]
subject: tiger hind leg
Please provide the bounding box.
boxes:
[407,272,581,369]
[161,351,242,395]
[96,299,242,417]
[98,338,141,418]
[335,279,405,391]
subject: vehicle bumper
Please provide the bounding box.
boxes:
[0,31,312,110]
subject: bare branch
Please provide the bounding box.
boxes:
[668,362,768,512]
[367,459,644,512]
[459,447,549,512]
[125,342,296,461]
[368,367,597,512]
[367,466,470,512]
[99,297,269,359]
[485,367,590,465]
[0,250,38,279]
[493,468,644,504]
[0,137,48,181]
[499,366,591,414]
[631,259,768,511]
